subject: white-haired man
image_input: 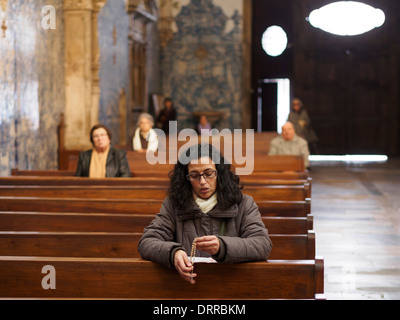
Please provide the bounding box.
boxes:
[268,121,310,168]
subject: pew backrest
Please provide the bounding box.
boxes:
[0,197,310,216]
[0,256,324,299]
[0,231,316,260]
[0,184,310,201]
[0,211,314,234]
[11,168,310,180]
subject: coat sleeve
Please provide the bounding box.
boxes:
[138,198,183,268]
[147,129,159,152]
[132,128,141,151]
[299,138,310,167]
[268,138,278,155]
[117,150,132,177]
[74,151,86,177]
[219,196,273,263]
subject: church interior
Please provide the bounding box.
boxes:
[0,0,400,301]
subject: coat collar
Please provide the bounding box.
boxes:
[105,147,115,165]
[176,200,239,221]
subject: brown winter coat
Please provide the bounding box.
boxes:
[138,194,272,268]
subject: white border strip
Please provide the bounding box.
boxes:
[309,155,388,162]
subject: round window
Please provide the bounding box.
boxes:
[262,25,288,57]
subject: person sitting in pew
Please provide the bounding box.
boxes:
[132,113,159,153]
[138,143,273,284]
[268,121,310,168]
[74,124,132,178]
[197,114,212,136]
[156,97,177,135]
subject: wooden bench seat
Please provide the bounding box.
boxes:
[0,197,310,216]
[0,184,310,201]
[11,168,310,180]
[0,231,316,260]
[0,256,324,299]
[1,175,312,187]
[61,150,306,174]
[0,211,314,234]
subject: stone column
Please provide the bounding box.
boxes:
[241,0,252,129]
[158,0,174,48]
[63,0,105,150]
[90,0,106,138]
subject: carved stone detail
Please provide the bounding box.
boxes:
[63,0,94,10]
[63,0,107,149]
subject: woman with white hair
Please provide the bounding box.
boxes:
[133,113,159,153]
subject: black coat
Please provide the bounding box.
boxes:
[74,147,132,177]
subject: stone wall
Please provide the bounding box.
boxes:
[159,0,244,131]
[0,0,64,176]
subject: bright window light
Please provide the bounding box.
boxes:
[257,79,290,133]
[262,25,288,57]
[309,155,388,162]
[308,1,385,36]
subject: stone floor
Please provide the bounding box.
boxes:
[309,157,400,300]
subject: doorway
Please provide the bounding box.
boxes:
[257,78,290,133]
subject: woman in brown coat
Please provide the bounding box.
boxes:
[138,143,272,284]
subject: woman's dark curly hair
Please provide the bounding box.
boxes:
[167,143,243,211]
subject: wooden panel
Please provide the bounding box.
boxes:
[0,212,313,234]
[0,231,315,260]
[252,0,400,155]
[0,257,324,299]
[0,197,311,216]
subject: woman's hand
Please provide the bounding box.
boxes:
[195,235,220,256]
[173,236,220,284]
[174,250,196,284]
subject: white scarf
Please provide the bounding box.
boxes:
[194,192,218,214]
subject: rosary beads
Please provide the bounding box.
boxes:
[190,238,197,278]
[190,238,197,264]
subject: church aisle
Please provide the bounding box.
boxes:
[310,158,400,299]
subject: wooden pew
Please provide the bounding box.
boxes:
[0,176,312,200]
[0,211,314,234]
[63,151,306,176]
[0,184,310,201]
[60,149,307,175]
[1,175,312,188]
[11,168,310,180]
[11,169,76,176]
[0,256,324,299]
[0,231,316,260]
[0,197,311,216]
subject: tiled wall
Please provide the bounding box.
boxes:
[161,0,243,130]
[0,0,64,176]
[97,0,130,145]
[0,0,245,175]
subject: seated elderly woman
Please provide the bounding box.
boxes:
[132,113,159,153]
[138,143,272,284]
[74,124,131,177]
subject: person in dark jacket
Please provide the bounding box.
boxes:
[156,97,177,135]
[138,143,272,284]
[288,98,319,154]
[74,124,131,178]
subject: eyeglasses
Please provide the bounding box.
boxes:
[186,170,217,181]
